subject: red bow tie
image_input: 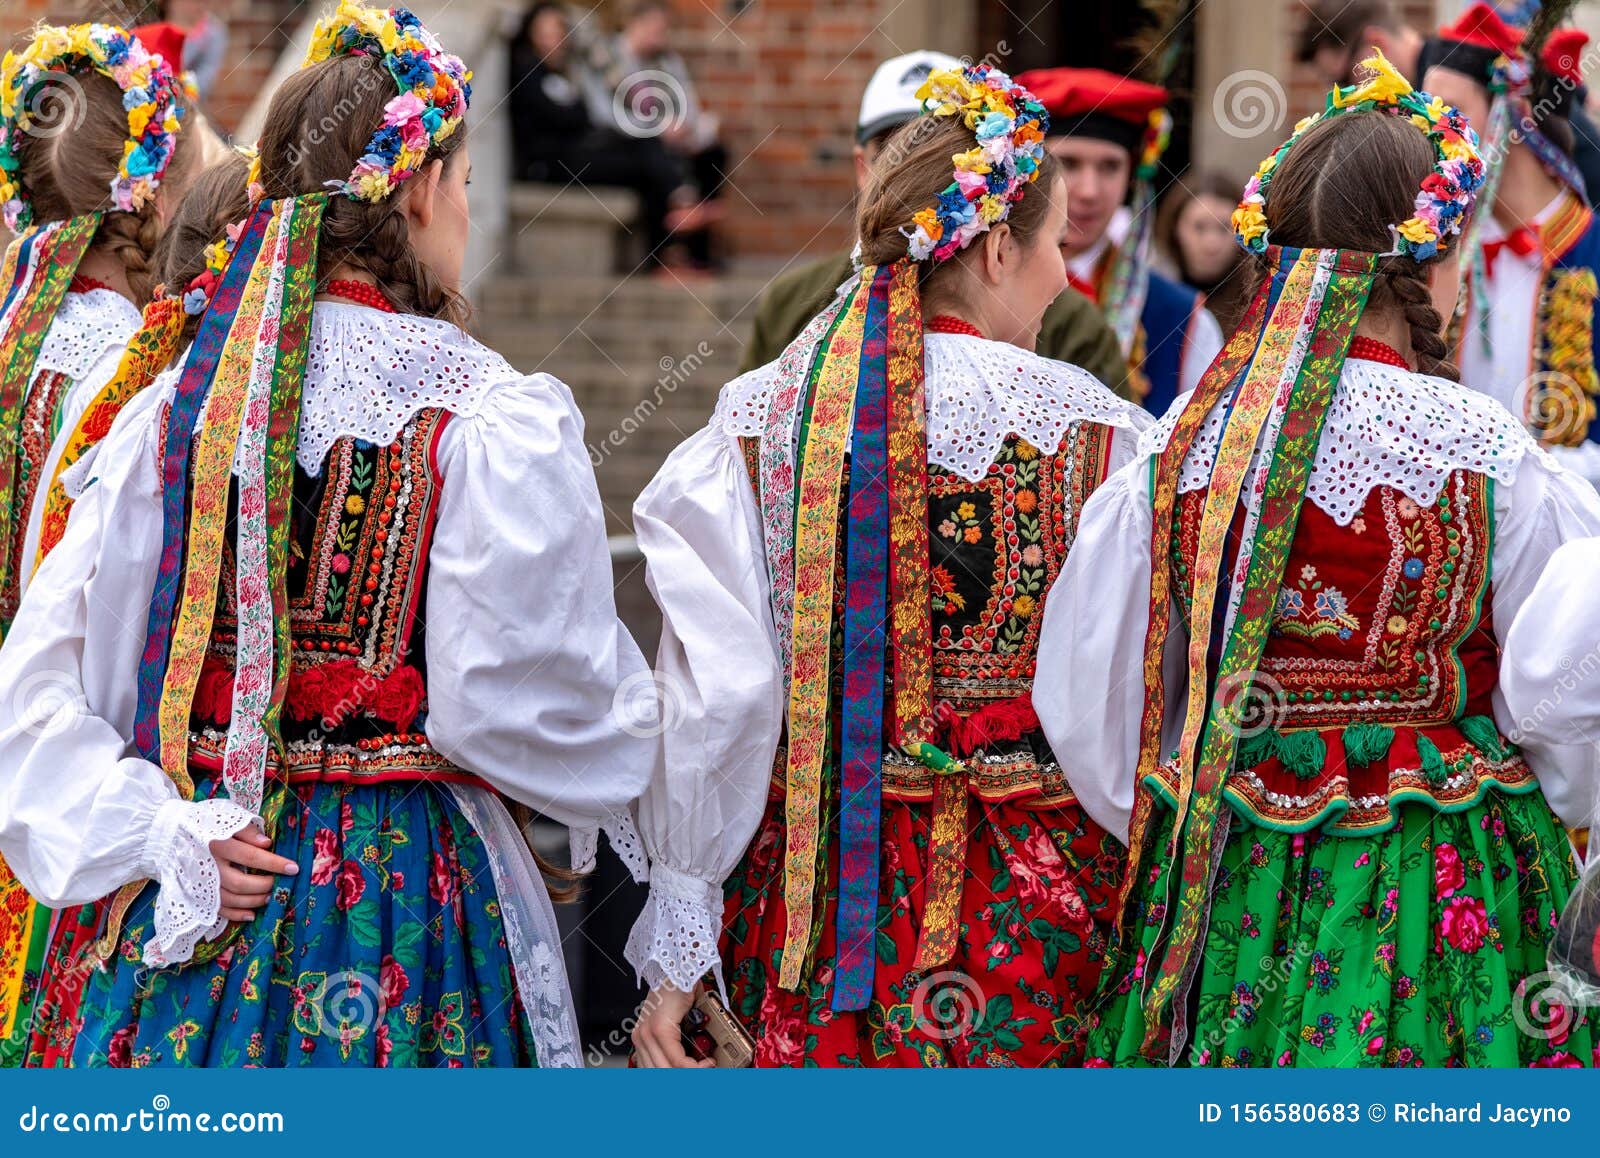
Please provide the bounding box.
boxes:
[1482,226,1540,277]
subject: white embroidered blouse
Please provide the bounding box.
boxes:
[1035,355,1600,843]
[623,326,1151,995]
[0,305,656,980]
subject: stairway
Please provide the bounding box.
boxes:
[475,264,783,535]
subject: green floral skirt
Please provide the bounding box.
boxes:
[1083,788,1594,1067]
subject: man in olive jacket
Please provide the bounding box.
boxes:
[737,52,1129,395]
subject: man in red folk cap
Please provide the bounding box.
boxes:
[1018,67,1224,418]
[1422,3,1600,486]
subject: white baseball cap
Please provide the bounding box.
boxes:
[856,50,965,145]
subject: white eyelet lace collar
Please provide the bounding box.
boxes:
[1136,356,1539,526]
[34,288,142,383]
[715,329,1148,482]
[296,302,524,475]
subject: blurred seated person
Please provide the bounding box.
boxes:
[509,2,703,269]
[598,0,727,270]
[1154,170,1251,335]
[740,51,1127,392]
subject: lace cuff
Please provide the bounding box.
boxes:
[137,797,261,968]
[568,811,648,882]
[622,862,725,999]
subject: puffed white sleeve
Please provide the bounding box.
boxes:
[424,373,656,874]
[1035,457,1184,842]
[623,422,784,994]
[0,381,259,969]
[1491,449,1600,828]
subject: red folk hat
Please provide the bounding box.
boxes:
[1420,2,1524,88]
[132,22,189,74]
[1542,27,1590,88]
[1015,67,1167,153]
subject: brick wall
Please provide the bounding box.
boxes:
[638,0,898,260]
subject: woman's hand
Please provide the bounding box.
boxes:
[632,980,713,1068]
[208,825,296,924]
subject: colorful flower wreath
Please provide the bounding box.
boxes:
[1232,50,1486,262]
[0,23,188,232]
[301,1,472,204]
[901,64,1049,264]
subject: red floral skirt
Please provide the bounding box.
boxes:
[721,782,1124,1067]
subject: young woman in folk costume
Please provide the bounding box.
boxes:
[0,21,202,1067]
[629,65,1150,1068]
[11,151,252,1069]
[0,1,656,1068]
[1420,3,1600,488]
[1038,54,1600,1067]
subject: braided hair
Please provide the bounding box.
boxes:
[1254,109,1462,379]
[254,54,471,329]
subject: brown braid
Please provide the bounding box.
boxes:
[1375,258,1458,380]
[254,54,471,329]
[1258,109,1467,378]
[90,205,163,304]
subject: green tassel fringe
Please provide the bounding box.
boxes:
[1416,732,1447,786]
[1234,727,1281,770]
[1341,721,1395,768]
[1275,730,1327,781]
[1457,714,1506,762]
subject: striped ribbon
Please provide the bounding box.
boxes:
[777,275,870,991]
[156,206,285,779]
[131,203,273,768]
[758,292,852,679]
[231,194,323,823]
[0,213,101,638]
[31,298,187,568]
[831,267,892,1011]
[1132,247,1375,1061]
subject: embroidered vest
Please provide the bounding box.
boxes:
[186,407,481,788]
[1157,469,1536,835]
[746,423,1112,805]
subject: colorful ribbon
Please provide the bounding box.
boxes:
[1129,247,1375,1062]
[0,212,101,638]
[131,203,272,769]
[778,276,869,991]
[831,267,892,1011]
[31,298,187,567]
[156,206,286,779]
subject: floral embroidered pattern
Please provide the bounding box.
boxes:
[71,780,533,1068]
[1272,565,1360,640]
[186,408,463,789]
[1088,791,1591,1068]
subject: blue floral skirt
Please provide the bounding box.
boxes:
[73,780,535,1068]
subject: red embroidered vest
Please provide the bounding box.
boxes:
[747,423,1113,806]
[1159,469,1536,834]
[186,407,482,788]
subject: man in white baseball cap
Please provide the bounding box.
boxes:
[738,51,1125,388]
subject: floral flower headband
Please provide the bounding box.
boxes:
[294,0,472,204]
[901,64,1049,264]
[0,23,188,232]
[1233,50,1486,262]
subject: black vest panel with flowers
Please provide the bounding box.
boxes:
[746,423,1112,807]
[1157,468,1537,836]
[186,407,482,788]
